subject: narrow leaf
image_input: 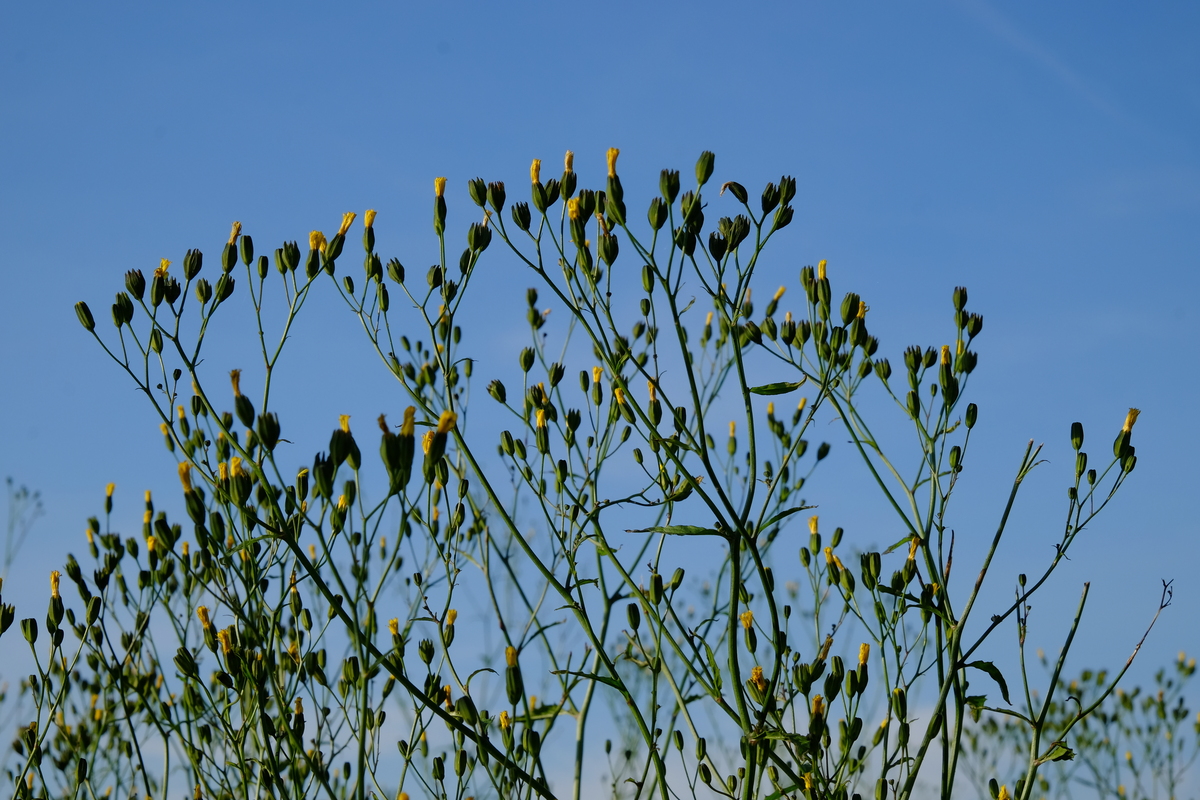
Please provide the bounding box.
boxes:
[749,380,806,396]
[966,660,1011,704]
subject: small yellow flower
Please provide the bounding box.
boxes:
[228,221,242,245]
[398,794,410,800]
[229,369,242,397]
[606,147,620,178]
[197,606,211,628]
[156,259,171,278]
[337,211,357,236]
[749,665,768,693]
[143,509,152,525]
[229,457,244,478]
[647,381,657,403]
[336,494,348,511]
[705,311,714,326]
[592,366,603,383]
[740,609,754,630]
[85,528,94,545]
[567,197,581,220]
[218,462,229,481]
[434,177,447,198]
[1123,408,1140,433]
[802,774,813,791]
[436,410,458,434]
[997,786,1010,800]
[445,609,457,625]
[388,618,399,636]
[505,645,519,667]
[857,300,868,319]
[564,150,574,172]
[817,259,827,280]
[178,462,193,492]
[422,430,435,455]
[530,158,542,185]
[809,515,819,536]
[908,536,920,561]
[146,536,157,554]
[310,230,327,253]
[767,402,775,416]
[941,345,951,366]
[812,695,824,716]
[50,570,61,600]
[824,546,834,566]
[106,482,115,498]
[797,397,807,414]
[773,285,786,302]
[498,710,511,730]
[182,541,189,557]
[614,387,626,405]
[401,406,416,436]
[339,414,351,434]
[859,643,870,667]
[536,408,547,428]
[217,628,233,654]
[729,421,736,437]
[295,697,303,714]
[364,209,377,229]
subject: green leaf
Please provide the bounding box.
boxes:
[703,640,723,694]
[749,380,805,396]
[1038,741,1076,764]
[627,525,718,536]
[550,669,623,692]
[760,505,815,531]
[966,661,1011,705]
[966,694,987,722]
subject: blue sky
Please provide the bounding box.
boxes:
[1,0,1198,710]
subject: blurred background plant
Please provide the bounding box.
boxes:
[0,152,1181,800]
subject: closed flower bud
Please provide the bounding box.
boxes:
[660,169,680,204]
[1071,421,1084,450]
[75,301,95,331]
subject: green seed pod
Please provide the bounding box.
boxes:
[222,242,237,273]
[965,402,978,429]
[75,301,95,331]
[660,169,681,204]
[627,602,641,632]
[647,197,668,230]
[487,181,506,213]
[386,258,405,283]
[488,380,506,404]
[1075,451,1087,480]
[695,151,715,186]
[650,573,664,605]
[240,235,254,267]
[519,347,535,373]
[511,201,531,231]
[455,695,478,726]
[149,328,163,353]
[1071,421,1084,450]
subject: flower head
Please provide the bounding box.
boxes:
[50,570,61,600]
[422,430,435,455]
[817,259,827,281]
[812,695,824,716]
[309,231,326,253]
[229,457,244,478]
[1123,408,1140,433]
[197,606,212,629]
[445,609,457,626]
[564,150,574,172]
[146,536,157,554]
[217,628,233,654]
[339,414,351,434]
[567,197,581,220]
[178,461,193,493]
[647,381,657,403]
[809,515,819,536]
[767,402,775,416]
[941,345,951,366]
[229,369,242,397]
[530,159,541,185]
[434,177,447,198]
[155,259,171,278]
[536,408,547,429]
[389,618,399,636]
[749,665,768,693]
[859,643,871,667]
[337,212,357,236]
[436,410,458,434]
[505,645,519,668]
[614,387,626,405]
[592,366,603,384]
[106,482,115,498]
[729,421,736,437]
[773,285,786,302]
[606,148,620,178]
[364,209,377,229]
[401,406,416,437]
[740,609,754,630]
[857,300,868,319]
[499,710,512,730]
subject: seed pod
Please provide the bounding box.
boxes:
[1071,421,1084,450]
[627,602,641,632]
[650,573,664,605]
[695,151,715,186]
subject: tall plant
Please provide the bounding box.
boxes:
[4,149,1163,800]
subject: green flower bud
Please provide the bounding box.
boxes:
[660,169,680,204]
[1071,421,1084,450]
[695,151,715,186]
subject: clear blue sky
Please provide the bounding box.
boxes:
[2,1,1197,699]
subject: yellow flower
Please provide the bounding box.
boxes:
[505,645,519,668]
[229,457,244,478]
[155,258,171,278]
[606,147,620,178]
[295,697,303,715]
[536,408,547,428]
[817,259,827,280]
[729,421,736,437]
[337,211,357,236]
[388,618,399,636]
[178,462,193,492]
[143,510,152,525]
[50,570,61,600]
[567,197,581,220]
[564,150,574,172]
[809,515,819,536]
[997,786,1010,800]
[530,158,541,185]
[422,430,435,455]
[1123,408,1140,433]
[614,387,626,405]
[908,536,920,561]
[85,528,94,545]
[436,410,458,434]
[857,300,868,319]
[445,609,457,625]
[197,606,211,629]
[181,542,189,557]
[773,285,786,302]
[228,221,242,245]
[797,397,807,414]
[434,177,447,198]
[740,609,754,630]
[339,414,351,434]
[146,536,157,554]
[106,482,115,498]
[802,774,813,791]
[310,230,327,253]
[218,462,229,481]
[811,695,824,716]
[749,665,768,693]
[592,366,603,383]
[336,494,348,511]
[498,710,511,730]
[767,402,775,416]
[859,643,870,667]
[824,546,834,566]
[229,369,242,397]
[217,628,233,654]
[364,209,377,229]
[941,345,951,365]
[401,406,416,436]
[647,381,656,403]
